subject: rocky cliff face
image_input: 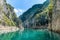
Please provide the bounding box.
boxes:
[51,0,60,32]
[0,0,18,26]
[0,0,6,20]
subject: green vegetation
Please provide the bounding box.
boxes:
[0,0,22,27]
[6,4,14,12]
[3,14,16,26]
[6,4,22,26]
[19,0,54,28]
[0,0,54,27]
[0,21,1,24]
[12,13,22,26]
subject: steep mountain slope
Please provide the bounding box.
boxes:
[19,0,50,28]
[20,0,50,22]
[0,0,21,26]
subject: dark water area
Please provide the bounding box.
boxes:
[0,29,60,40]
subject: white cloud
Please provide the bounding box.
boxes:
[14,9,19,13]
[14,9,24,13]
[14,8,25,17]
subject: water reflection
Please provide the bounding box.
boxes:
[0,29,60,40]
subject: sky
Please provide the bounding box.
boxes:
[6,0,46,17]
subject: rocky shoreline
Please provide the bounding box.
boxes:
[48,28,60,34]
[0,25,19,34]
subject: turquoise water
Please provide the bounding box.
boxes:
[0,29,60,40]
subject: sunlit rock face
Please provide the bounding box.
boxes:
[0,0,14,19]
[0,0,7,20]
[52,0,60,32]
[0,0,16,26]
[0,0,4,20]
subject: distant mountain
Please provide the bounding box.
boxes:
[19,0,50,22]
[19,0,50,28]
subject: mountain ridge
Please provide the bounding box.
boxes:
[19,0,50,28]
[19,0,50,22]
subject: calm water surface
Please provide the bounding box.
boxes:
[0,29,60,40]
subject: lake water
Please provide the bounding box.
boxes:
[0,29,60,40]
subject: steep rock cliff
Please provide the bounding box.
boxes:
[51,0,60,32]
[0,0,19,26]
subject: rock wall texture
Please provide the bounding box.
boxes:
[50,0,60,32]
[0,0,17,26]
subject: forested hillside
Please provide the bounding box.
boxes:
[19,0,50,28]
